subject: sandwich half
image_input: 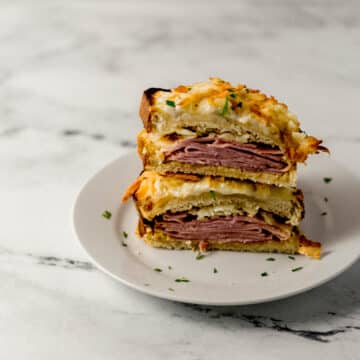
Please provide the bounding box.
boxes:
[138,78,328,186]
[122,171,321,259]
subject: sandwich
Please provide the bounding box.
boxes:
[123,77,326,259]
[138,78,328,186]
[122,171,321,259]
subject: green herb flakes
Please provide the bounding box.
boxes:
[168,266,172,270]
[292,267,303,272]
[102,210,112,219]
[288,256,296,260]
[166,100,176,107]
[261,272,268,277]
[121,241,127,247]
[122,231,128,238]
[175,277,190,283]
[323,177,332,184]
[266,257,275,261]
[196,253,205,260]
[221,96,229,116]
[168,287,175,292]
[230,93,237,99]
[209,190,216,200]
[154,268,162,272]
[213,268,218,274]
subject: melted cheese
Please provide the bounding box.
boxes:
[188,206,292,233]
[153,78,299,136]
[146,78,326,163]
[189,204,248,219]
[130,170,297,204]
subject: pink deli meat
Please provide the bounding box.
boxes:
[165,137,289,173]
[156,213,290,243]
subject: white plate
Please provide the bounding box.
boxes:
[73,151,360,305]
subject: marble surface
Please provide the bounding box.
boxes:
[1,0,360,358]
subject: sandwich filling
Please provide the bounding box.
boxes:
[164,137,289,173]
[155,212,291,243]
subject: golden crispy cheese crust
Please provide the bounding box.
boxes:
[122,170,304,225]
[139,77,328,163]
[298,236,321,259]
[122,170,301,204]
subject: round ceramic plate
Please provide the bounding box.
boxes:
[73,151,360,305]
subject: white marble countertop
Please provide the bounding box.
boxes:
[1,1,360,358]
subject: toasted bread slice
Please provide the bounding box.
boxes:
[138,129,297,187]
[122,170,304,226]
[139,78,327,163]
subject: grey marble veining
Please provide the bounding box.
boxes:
[1,0,360,359]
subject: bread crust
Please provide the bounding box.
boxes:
[139,87,170,131]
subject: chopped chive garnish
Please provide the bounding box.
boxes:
[237,101,243,108]
[102,210,112,219]
[168,266,172,270]
[230,93,237,98]
[175,277,190,283]
[221,96,229,116]
[323,177,332,184]
[227,88,235,92]
[321,212,327,216]
[154,268,162,272]
[213,267,218,274]
[292,267,303,272]
[209,190,216,200]
[261,272,268,277]
[168,287,175,292]
[122,231,128,238]
[324,197,328,202]
[187,87,192,91]
[121,241,127,247]
[266,257,275,261]
[288,255,296,260]
[166,100,176,107]
[196,253,205,260]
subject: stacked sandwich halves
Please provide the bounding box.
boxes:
[123,78,327,259]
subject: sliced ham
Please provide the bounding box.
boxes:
[164,137,289,173]
[156,213,290,243]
